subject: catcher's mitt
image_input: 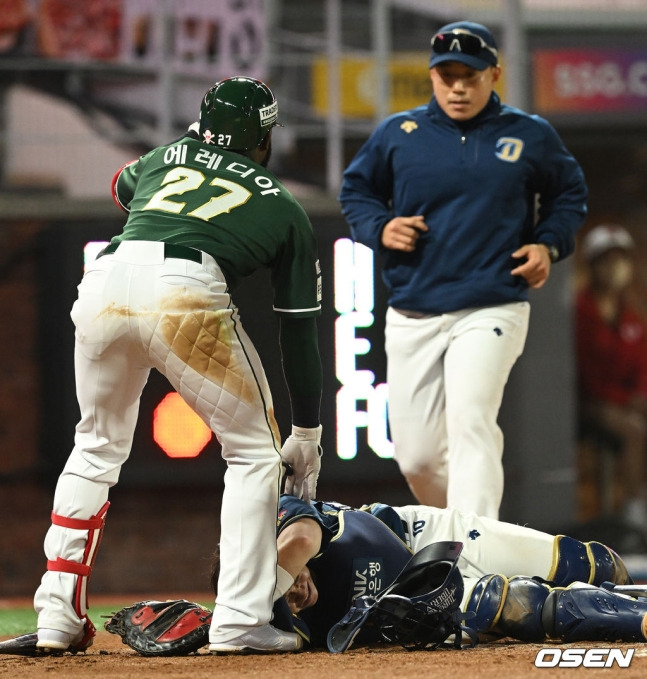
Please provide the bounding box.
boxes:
[105,599,212,656]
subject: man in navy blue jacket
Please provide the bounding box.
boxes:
[339,20,588,518]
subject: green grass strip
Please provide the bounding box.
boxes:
[0,601,214,637]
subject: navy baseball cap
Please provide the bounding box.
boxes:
[429,21,499,70]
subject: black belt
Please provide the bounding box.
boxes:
[99,241,203,264]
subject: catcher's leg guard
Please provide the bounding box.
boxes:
[542,582,647,642]
[465,574,550,642]
[38,502,110,652]
[494,577,551,642]
[587,541,632,585]
[464,574,508,634]
[548,536,633,587]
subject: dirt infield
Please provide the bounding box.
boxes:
[1,631,647,679]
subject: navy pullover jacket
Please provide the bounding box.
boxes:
[339,93,588,314]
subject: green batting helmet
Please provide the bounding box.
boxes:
[199,76,281,151]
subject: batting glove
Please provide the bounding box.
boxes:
[281,425,323,502]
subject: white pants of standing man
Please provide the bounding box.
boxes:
[385,302,530,519]
[34,241,283,646]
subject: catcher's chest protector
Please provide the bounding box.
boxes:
[301,510,412,646]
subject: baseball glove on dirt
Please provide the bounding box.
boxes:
[104,599,212,656]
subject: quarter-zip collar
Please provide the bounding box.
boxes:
[426,91,502,132]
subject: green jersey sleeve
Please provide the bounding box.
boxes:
[112,152,155,211]
[271,202,322,318]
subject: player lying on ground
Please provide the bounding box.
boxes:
[262,496,647,650]
[106,496,647,654]
[235,495,643,649]
[2,494,643,656]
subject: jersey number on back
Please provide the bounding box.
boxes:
[143,167,252,222]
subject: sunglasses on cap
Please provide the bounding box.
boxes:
[431,30,498,61]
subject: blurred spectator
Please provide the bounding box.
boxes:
[576,224,647,526]
[0,0,33,55]
[36,0,121,60]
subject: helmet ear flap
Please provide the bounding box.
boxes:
[258,129,272,149]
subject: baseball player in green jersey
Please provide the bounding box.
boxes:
[33,77,323,655]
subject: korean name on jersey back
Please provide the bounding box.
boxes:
[162,143,281,197]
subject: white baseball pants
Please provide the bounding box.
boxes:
[34,241,282,644]
[385,302,530,518]
[392,504,554,607]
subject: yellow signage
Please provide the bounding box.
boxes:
[312,53,505,118]
[312,53,429,117]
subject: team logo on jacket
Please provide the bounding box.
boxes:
[400,121,418,133]
[495,137,524,162]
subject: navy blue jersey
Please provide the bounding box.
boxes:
[339,93,588,314]
[277,496,412,647]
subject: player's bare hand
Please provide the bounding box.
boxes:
[281,425,323,502]
[511,244,551,289]
[381,216,429,252]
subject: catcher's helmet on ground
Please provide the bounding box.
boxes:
[199,76,281,151]
[328,541,477,653]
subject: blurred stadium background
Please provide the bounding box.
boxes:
[2,0,647,597]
